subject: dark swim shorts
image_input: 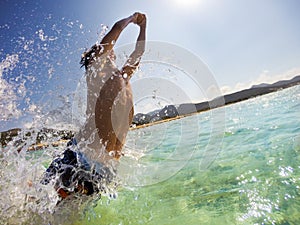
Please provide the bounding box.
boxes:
[41,138,115,199]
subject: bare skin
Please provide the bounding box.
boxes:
[75,13,146,165]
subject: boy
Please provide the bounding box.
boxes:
[42,12,146,199]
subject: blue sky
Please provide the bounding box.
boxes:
[1,0,300,131]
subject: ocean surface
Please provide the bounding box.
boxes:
[1,85,299,225]
[81,85,300,225]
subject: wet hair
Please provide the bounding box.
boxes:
[80,44,103,69]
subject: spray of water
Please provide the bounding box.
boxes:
[0,15,114,224]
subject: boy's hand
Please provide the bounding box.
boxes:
[132,12,146,27]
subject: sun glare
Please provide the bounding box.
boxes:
[174,0,202,9]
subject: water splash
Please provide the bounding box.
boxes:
[0,14,113,224]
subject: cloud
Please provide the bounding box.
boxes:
[221,67,300,95]
[255,67,300,85]
[206,84,223,100]
[0,54,22,121]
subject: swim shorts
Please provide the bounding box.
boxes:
[41,138,115,199]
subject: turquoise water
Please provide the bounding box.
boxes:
[78,85,300,225]
[1,85,299,225]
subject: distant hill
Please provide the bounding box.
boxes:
[1,75,300,148]
[133,75,300,126]
[252,75,300,88]
[251,83,269,88]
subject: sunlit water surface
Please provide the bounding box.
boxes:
[1,85,299,225]
[81,85,300,225]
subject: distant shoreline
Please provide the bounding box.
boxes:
[1,76,299,149]
[132,75,300,128]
